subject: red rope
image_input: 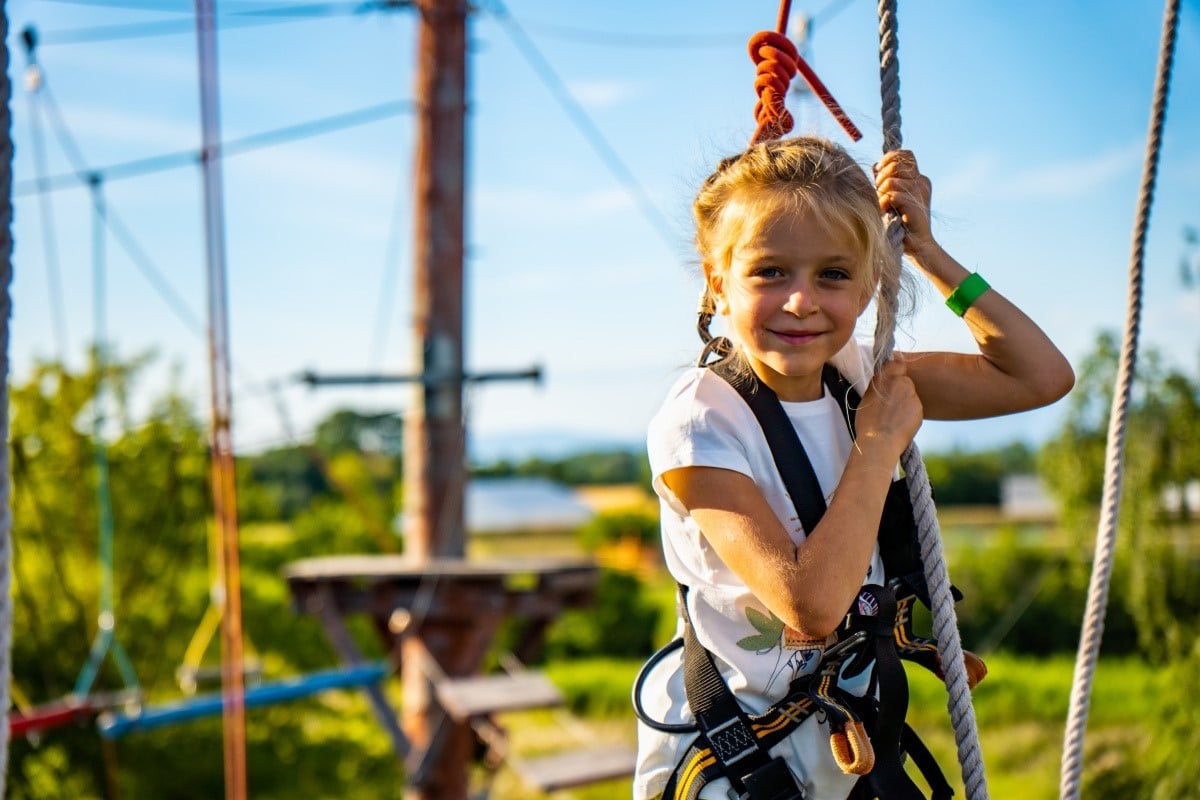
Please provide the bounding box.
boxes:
[749,1,862,145]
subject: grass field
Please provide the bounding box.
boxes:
[478,653,1163,799]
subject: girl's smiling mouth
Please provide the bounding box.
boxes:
[771,329,823,345]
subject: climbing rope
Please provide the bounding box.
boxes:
[739,1,990,795]
[1,7,15,792]
[1059,2,1180,798]
[73,177,141,701]
[748,0,861,145]
[873,2,989,798]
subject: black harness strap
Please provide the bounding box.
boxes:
[663,358,949,800]
[671,584,809,800]
[710,360,853,535]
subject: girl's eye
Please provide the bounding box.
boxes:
[754,266,784,279]
[821,267,852,281]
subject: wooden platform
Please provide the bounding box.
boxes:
[282,553,606,796]
[518,744,638,793]
[435,672,564,720]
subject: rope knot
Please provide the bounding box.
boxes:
[749,30,799,145]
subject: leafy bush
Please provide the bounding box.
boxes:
[941,529,1140,656]
[577,507,660,550]
[541,569,662,660]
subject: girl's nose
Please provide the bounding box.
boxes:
[783,285,818,317]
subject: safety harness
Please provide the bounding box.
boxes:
[635,359,985,799]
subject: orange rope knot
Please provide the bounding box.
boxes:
[749,30,799,145]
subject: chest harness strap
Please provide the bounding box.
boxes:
[640,361,969,799]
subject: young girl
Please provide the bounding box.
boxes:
[634,137,1073,800]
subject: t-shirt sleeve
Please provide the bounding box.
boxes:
[646,371,755,517]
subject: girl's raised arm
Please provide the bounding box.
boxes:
[874,150,1074,420]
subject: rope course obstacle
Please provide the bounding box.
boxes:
[4,12,409,793]
[97,662,389,740]
[6,33,145,743]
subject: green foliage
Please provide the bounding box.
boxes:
[1039,332,1200,658]
[923,442,1036,505]
[238,444,328,520]
[313,408,403,460]
[9,354,210,709]
[541,570,662,661]
[8,357,399,799]
[237,408,404,524]
[473,448,652,487]
[289,497,394,559]
[944,529,1139,656]
[1036,332,1200,797]
[544,657,642,717]
[577,507,659,550]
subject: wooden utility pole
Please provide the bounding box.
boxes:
[405,0,467,561]
[195,1,248,799]
[402,0,470,797]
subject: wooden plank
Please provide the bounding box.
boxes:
[435,672,563,720]
[283,555,596,582]
[517,745,637,793]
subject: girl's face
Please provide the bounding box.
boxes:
[708,192,872,402]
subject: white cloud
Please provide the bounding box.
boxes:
[935,152,997,202]
[1001,142,1143,198]
[938,142,1145,203]
[473,184,635,222]
[567,79,638,110]
[227,141,403,204]
[31,102,199,153]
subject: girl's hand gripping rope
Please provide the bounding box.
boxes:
[874,149,936,260]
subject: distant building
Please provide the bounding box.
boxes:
[1162,480,1200,519]
[1000,474,1057,521]
[465,477,596,534]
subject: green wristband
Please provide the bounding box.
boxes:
[945,272,990,317]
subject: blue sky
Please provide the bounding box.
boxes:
[7,0,1199,459]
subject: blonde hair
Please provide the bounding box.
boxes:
[693,136,910,370]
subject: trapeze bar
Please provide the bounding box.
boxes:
[97,662,388,739]
[10,688,143,738]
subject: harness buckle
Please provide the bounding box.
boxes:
[739,756,807,800]
[705,716,760,766]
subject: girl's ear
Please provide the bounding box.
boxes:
[859,280,878,316]
[856,283,874,316]
[706,266,729,315]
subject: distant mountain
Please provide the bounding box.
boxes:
[468,428,643,463]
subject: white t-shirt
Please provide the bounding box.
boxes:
[635,342,886,800]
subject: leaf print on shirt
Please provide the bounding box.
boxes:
[737,606,784,651]
[736,606,826,694]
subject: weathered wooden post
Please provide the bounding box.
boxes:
[403,0,470,796]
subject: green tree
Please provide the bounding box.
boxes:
[8,353,211,797]
[8,356,400,799]
[238,444,329,519]
[1039,332,1200,657]
[577,508,660,550]
[472,448,652,487]
[1039,332,1200,798]
[923,442,1036,506]
[313,408,403,460]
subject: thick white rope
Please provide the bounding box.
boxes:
[874,2,988,797]
[1058,2,1180,798]
[0,6,14,794]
